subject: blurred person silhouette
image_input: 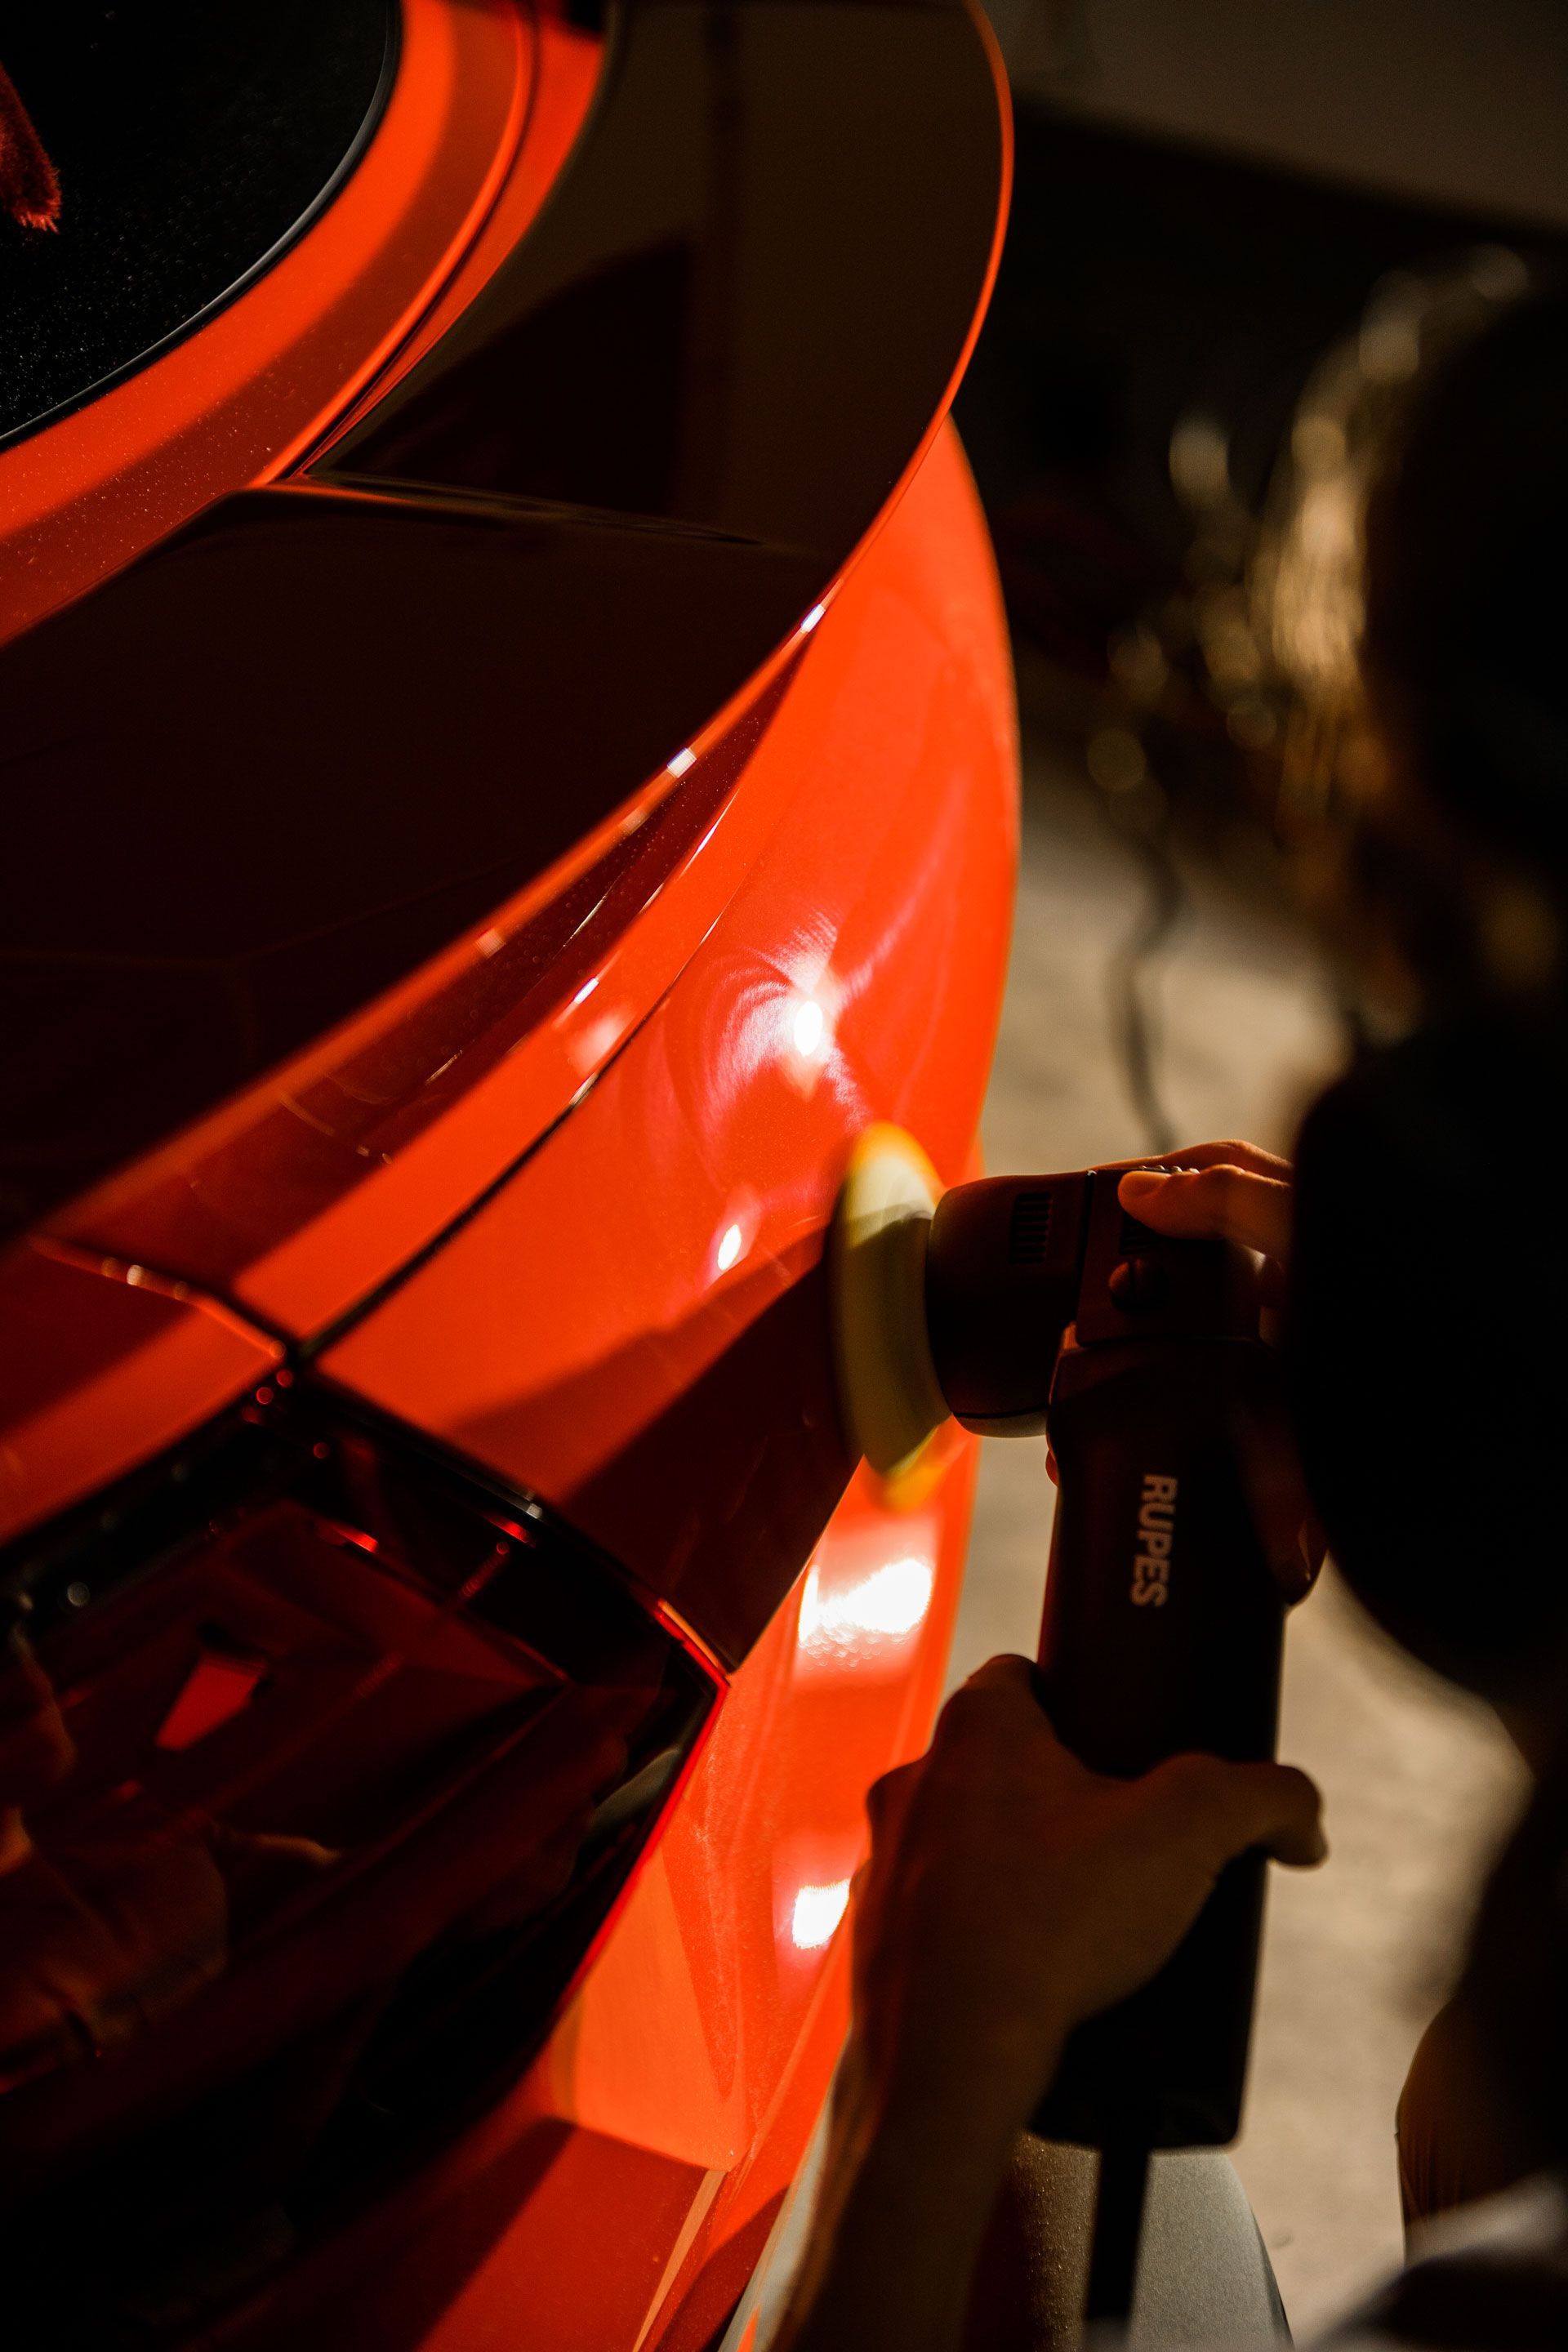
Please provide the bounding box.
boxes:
[775,287,1568,2350]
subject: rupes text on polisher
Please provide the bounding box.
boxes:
[1132,1474,1177,1606]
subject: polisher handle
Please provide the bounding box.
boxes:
[1030,1334,1285,2149]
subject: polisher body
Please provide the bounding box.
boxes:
[924,1165,1285,2150]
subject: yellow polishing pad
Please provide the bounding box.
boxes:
[829,1123,951,1490]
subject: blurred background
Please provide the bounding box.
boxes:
[942,2,1566,2330]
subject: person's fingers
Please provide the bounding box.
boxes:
[960,1653,1039,1699]
[930,1655,1046,1756]
[1118,1163,1293,1263]
[1154,1139,1291,1180]
[1147,1752,1326,1870]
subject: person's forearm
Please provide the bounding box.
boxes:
[773,1647,1325,2348]
[774,2045,1046,2352]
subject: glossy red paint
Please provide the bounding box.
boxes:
[211,1452,977,2352]
[438,1468,978,2352]
[319,421,1017,1661]
[0,7,1018,2344]
[84,411,1014,2352]
[277,418,1015,2341]
[43,653,808,1338]
[39,29,1013,1342]
[639,1463,978,2352]
[0,5,603,649]
[0,1239,280,1546]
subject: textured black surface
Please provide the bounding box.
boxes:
[0,0,394,443]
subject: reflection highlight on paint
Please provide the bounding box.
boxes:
[797,1553,935,1660]
[791,997,825,1058]
[710,1192,758,1281]
[783,987,836,1080]
[791,1879,851,1950]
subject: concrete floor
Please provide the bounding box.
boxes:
[942,719,1526,2334]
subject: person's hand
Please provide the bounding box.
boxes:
[850,1656,1325,2140]
[1115,1139,1323,1599]
[1116,1138,1293,1303]
[1044,1142,1293,1503]
[776,1662,1324,2352]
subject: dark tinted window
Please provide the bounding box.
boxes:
[0,0,395,443]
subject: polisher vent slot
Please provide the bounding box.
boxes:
[1008,1190,1053,1264]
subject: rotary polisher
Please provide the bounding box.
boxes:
[831,1125,1288,2289]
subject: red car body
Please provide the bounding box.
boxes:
[0,7,1015,2345]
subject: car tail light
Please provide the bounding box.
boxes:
[0,1380,720,2345]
